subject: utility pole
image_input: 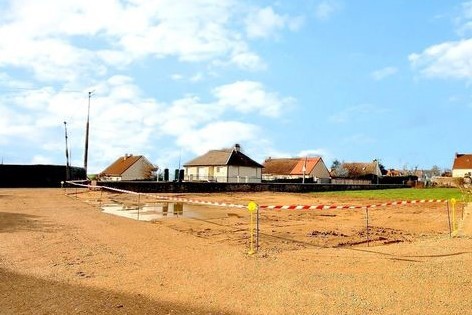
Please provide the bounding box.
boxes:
[83,90,94,176]
[64,121,70,180]
[302,156,307,184]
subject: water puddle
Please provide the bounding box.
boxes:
[101,202,198,221]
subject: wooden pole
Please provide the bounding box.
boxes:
[446,200,452,237]
[365,207,370,247]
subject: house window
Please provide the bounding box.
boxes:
[216,167,221,172]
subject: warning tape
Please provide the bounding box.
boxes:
[66,181,448,210]
[65,181,246,209]
[259,199,447,210]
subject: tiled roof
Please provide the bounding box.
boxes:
[262,158,299,175]
[291,157,322,175]
[453,154,472,169]
[262,157,322,175]
[184,149,263,168]
[100,155,143,176]
[341,162,379,176]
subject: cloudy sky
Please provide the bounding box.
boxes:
[1,0,471,174]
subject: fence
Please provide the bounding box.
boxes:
[184,174,260,183]
[65,181,466,255]
[95,180,406,193]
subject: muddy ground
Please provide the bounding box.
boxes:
[1,188,472,314]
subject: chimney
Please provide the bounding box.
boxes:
[234,143,241,152]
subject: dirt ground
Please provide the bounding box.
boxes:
[1,188,472,314]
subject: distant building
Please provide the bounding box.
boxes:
[452,153,472,177]
[183,144,263,183]
[262,157,330,182]
[98,154,157,181]
[331,160,382,184]
[335,161,382,178]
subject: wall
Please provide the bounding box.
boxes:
[431,176,460,187]
[452,169,472,178]
[98,181,406,193]
[0,164,86,188]
[228,166,261,183]
[184,166,228,182]
[312,161,331,179]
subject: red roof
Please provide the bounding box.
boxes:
[263,157,323,175]
[453,154,472,170]
[99,155,156,177]
[290,157,322,175]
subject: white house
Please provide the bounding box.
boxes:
[183,144,263,183]
[452,153,472,178]
[98,154,157,181]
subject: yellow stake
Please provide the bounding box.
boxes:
[451,198,457,235]
[247,201,258,255]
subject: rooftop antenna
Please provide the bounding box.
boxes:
[64,121,70,180]
[83,90,95,176]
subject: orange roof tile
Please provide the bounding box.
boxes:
[100,155,143,176]
[291,157,322,175]
[262,158,299,175]
[453,154,472,169]
[262,157,323,175]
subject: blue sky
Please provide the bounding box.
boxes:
[1,0,471,174]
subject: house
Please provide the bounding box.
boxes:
[452,153,472,177]
[262,157,330,182]
[331,160,382,184]
[98,154,157,181]
[183,144,263,183]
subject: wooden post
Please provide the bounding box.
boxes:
[365,207,370,247]
[446,200,452,237]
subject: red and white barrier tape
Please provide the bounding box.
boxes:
[66,181,246,209]
[259,199,447,210]
[66,181,448,210]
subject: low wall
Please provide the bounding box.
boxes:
[431,176,460,187]
[96,181,407,193]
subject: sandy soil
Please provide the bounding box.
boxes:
[1,188,472,314]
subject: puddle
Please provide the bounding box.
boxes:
[101,202,198,221]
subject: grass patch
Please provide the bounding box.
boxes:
[313,187,463,201]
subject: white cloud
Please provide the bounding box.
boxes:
[170,72,205,82]
[0,76,295,172]
[0,0,279,80]
[31,155,54,165]
[245,6,303,39]
[190,73,204,82]
[409,39,472,79]
[213,80,295,117]
[229,50,267,71]
[298,149,328,158]
[371,66,398,81]
[411,3,472,80]
[0,1,301,171]
[175,121,260,155]
[455,1,472,36]
[314,1,342,21]
[157,80,295,154]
